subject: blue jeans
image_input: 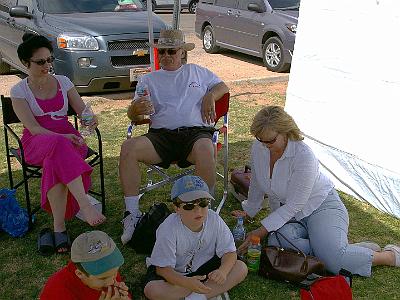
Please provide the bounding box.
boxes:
[267,189,374,276]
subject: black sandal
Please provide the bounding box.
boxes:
[37,228,55,256]
[54,231,71,254]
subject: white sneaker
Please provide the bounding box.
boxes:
[383,244,400,267]
[121,210,142,245]
[353,241,381,252]
[209,292,230,300]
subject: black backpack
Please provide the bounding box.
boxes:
[127,202,171,254]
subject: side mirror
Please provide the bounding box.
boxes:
[248,3,265,13]
[9,6,33,19]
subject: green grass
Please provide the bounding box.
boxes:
[1,83,399,299]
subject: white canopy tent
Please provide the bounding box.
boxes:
[285,0,400,218]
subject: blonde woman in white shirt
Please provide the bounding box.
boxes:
[236,106,399,276]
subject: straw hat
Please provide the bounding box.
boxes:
[152,29,195,51]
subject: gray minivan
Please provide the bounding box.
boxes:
[195,0,299,72]
[0,0,167,93]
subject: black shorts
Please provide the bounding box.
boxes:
[144,126,215,168]
[144,255,221,286]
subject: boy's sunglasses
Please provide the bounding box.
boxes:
[30,56,55,66]
[177,198,210,211]
[158,48,180,55]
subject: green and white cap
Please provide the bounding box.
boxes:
[71,231,124,276]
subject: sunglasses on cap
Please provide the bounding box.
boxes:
[175,198,210,211]
[256,134,279,145]
[158,48,180,55]
[30,56,55,66]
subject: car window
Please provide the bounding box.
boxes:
[17,0,33,12]
[0,0,17,10]
[214,0,237,9]
[237,0,264,10]
[38,0,144,14]
[267,0,299,10]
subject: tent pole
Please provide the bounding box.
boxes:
[172,0,181,29]
[146,0,155,70]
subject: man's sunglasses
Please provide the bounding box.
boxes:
[158,48,180,55]
[176,198,210,211]
[30,56,55,66]
[256,134,279,145]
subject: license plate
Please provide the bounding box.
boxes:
[130,67,151,82]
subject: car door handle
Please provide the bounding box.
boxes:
[227,9,233,15]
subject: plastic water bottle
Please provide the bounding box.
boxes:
[80,102,94,138]
[247,235,261,272]
[136,83,154,120]
[232,217,246,248]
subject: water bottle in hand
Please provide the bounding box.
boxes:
[136,83,154,120]
[232,217,246,258]
[80,102,94,138]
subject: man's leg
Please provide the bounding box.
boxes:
[119,136,162,244]
[186,138,216,193]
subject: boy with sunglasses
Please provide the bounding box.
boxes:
[144,175,247,300]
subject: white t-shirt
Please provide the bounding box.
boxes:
[134,64,222,130]
[147,210,236,274]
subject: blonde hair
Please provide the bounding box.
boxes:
[250,106,303,141]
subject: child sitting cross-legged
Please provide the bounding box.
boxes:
[144,175,248,300]
[40,230,131,300]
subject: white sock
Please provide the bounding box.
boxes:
[124,195,140,213]
[185,292,207,300]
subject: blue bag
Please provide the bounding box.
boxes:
[0,188,29,237]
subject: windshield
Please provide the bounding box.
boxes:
[268,0,300,10]
[38,0,144,14]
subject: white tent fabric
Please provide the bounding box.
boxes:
[285,0,400,218]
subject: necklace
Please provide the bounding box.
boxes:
[29,76,48,91]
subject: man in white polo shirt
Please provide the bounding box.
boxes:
[119,29,229,245]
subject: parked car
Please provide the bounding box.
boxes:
[195,0,299,72]
[0,0,167,93]
[141,0,199,14]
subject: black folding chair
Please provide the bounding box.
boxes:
[1,95,105,229]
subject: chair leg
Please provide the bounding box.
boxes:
[21,163,34,229]
[99,154,106,214]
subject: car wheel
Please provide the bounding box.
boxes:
[262,36,290,72]
[189,0,198,14]
[202,25,220,54]
[0,53,11,75]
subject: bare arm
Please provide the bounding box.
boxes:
[156,266,211,294]
[67,87,86,116]
[207,252,237,285]
[201,82,229,124]
[11,98,57,136]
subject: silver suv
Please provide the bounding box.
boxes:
[195,0,299,72]
[0,0,167,93]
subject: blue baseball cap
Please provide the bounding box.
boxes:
[171,175,214,202]
[71,231,124,276]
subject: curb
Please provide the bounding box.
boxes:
[226,74,289,85]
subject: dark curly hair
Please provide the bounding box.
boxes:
[17,33,53,67]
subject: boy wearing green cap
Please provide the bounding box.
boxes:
[40,230,131,300]
[144,175,247,300]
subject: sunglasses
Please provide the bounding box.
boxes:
[256,134,279,145]
[176,198,210,211]
[30,56,55,66]
[158,48,180,55]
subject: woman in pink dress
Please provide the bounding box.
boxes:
[10,34,106,255]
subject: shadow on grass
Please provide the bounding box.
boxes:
[1,138,400,299]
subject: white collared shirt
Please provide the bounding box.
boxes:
[242,140,334,232]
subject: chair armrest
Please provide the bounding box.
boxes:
[4,124,26,162]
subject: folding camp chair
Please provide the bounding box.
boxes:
[127,92,230,213]
[1,95,106,229]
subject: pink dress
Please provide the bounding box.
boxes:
[21,84,92,220]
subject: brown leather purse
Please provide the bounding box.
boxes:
[259,225,325,283]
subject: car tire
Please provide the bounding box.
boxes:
[188,0,198,14]
[202,25,220,54]
[0,53,11,75]
[262,36,290,73]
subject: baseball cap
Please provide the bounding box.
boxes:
[171,175,214,202]
[71,231,124,276]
